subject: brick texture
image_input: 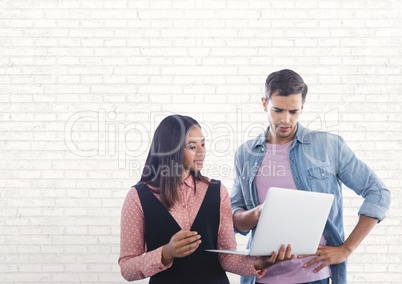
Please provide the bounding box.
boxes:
[1,0,401,283]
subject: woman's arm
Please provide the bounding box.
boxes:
[118,187,173,281]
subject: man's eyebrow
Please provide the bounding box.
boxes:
[272,106,300,112]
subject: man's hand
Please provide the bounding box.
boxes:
[299,244,352,272]
[233,205,264,232]
[299,215,379,272]
[162,230,201,265]
[254,244,295,270]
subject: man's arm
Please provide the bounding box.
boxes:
[302,214,378,272]
[233,206,263,233]
[231,149,261,234]
[302,135,390,271]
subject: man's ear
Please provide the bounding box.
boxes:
[261,97,268,112]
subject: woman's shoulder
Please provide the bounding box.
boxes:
[126,184,140,199]
[202,178,228,194]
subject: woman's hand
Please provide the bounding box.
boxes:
[162,230,202,265]
[253,244,294,270]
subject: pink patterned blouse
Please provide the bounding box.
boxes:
[118,175,266,281]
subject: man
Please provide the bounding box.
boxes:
[230,69,391,284]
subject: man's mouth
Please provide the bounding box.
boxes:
[278,126,291,131]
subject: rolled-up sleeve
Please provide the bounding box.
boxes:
[337,137,391,221]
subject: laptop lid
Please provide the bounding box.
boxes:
[249,187,334,256]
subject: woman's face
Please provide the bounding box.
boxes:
[182,126,206,177]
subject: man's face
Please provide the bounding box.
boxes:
[262,93,304,144]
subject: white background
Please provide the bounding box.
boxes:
[1,0,401,283]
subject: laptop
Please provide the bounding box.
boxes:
[206,187,334,256]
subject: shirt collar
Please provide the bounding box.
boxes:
[182,174,195,189]
[253,122,310,149]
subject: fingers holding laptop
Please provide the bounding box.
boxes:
[254,244,295,270]
[233,205,264,232]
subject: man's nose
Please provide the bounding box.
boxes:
[281,111,290,123]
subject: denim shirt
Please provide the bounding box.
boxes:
[230,123,391,284]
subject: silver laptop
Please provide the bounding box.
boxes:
[207,187,334,256]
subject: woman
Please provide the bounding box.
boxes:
[118,115,292,283]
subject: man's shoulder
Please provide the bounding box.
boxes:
[237,133,264,150]
[300,126,344,144]
[234,132,265,160]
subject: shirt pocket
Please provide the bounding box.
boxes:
[307,166,335,193]
[308,167,333,179]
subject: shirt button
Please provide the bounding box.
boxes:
[183,205,186,208]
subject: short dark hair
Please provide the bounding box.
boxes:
[140,115,208,208]
[265,69,308,103]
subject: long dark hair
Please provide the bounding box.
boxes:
[140,115,209,208]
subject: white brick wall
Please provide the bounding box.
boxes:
[1,0,401,283]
